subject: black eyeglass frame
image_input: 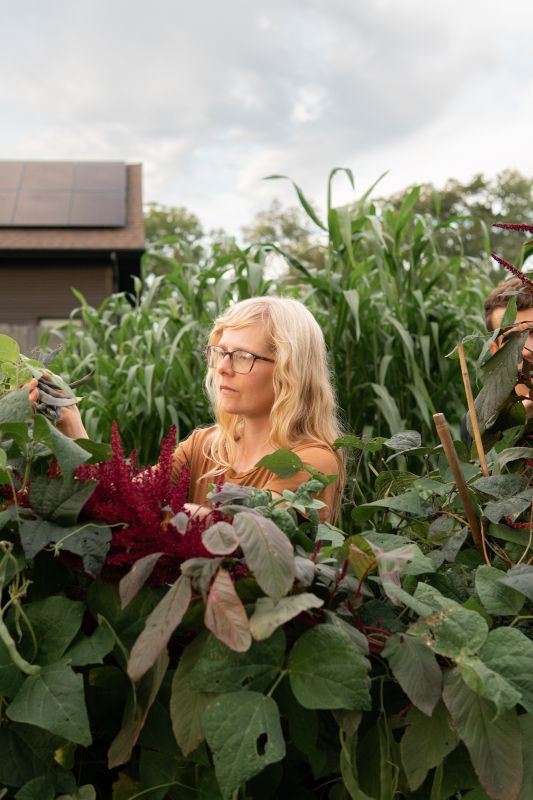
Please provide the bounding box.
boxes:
[206,345,275,374]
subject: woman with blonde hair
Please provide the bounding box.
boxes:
[173,296,345,522]
[27,296,344,521]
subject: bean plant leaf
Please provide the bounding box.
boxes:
[0,723,66,788]
[7,662,92,746]
[400,703,458,790]
[409,584,489,658]
[472,330,527,434]
[128,574,191,682]
[483,492,533,524]
[204,691,286,799]
[234,511,294,603]
[202,521,240,555]
[204,568,251,652]
[56,787,96,800]
[475,565,525,616]
[359,493,431,517]
[28,476,97,525]
[108,651,168,769]
[479,627,533,714]
[170,633,213,757]
[66,622,115,667]
[255,448,305,477]
[0,388,33,425]
[189,629,285,693]
[288,625,370,710]
[119,552,163,609]
[382,633,442,716]
[19,519,111,576]
[15,776,55,800]
[17,595,84,666]
[498,564,533,601]
[472,475,527,499]
[457,653,521,716]
[384,431,422,451]
[443,669,522,800]
[249,594,324,640]
[333,434,386,453]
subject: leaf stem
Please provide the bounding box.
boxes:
[267,669,287,697]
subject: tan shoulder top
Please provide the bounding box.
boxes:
[172,425,341,523]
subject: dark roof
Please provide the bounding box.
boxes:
[0,162,144,251]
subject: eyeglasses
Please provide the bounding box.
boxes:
[206,345,275,374]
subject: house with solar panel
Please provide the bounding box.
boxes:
[0,161,144,349]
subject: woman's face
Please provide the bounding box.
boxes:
[213,323,276,422]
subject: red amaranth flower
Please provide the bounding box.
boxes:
[493,223,533,233]
[75,422,221,585]
[490,253,533,290]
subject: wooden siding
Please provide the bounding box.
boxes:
[0,263,113,324]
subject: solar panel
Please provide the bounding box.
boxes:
[0,161,127,228]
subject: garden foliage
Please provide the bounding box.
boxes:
[47,170,493,475]
[1,274,533,800]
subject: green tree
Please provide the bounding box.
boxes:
[144,203,206,271]
[383,170,533,263]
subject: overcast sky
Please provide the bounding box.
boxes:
[1,0,532,234]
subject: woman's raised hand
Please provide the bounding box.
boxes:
[22,378,89,440]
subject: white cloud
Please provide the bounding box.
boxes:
[0,0,531,233]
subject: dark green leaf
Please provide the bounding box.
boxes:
[333,434,386,453]
[401,702,458,790]
[384,431,422,451]
[288,625,370,710]
[66,622,115,667]
[475,565,525,616]
[498,564,533,601]
[7,662,92,745]
[361,493,431,517]
[472,474,527,499]
[189,629,284,693]
[443,669,522,800]
[170,633,213,757]
[0,389,33,425]
[483,492,533,524]
[457,654,521,715]
[28,476,96,525]
[255,448,304,478]
[479,627,533,714]
[15,776,55,800]
[0,723,66,789]
[204,691,286,799]
[19,519,111,576]
[472,330,527,434]
[18,596,84,665]
[382,633,442,716]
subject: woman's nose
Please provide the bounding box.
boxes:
[216,353,234,373]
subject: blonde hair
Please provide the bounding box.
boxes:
[203,296,345,515]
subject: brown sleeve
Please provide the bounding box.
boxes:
[171,430,196,483]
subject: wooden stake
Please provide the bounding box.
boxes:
[457,342,490,477]
[433,412,488,561]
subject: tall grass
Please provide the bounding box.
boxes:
[47,170,493,471]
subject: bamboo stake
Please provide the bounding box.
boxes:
[433,412,489,561]
[457,342,489,477]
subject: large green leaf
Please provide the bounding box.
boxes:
[457,654,522,716]
[288,625,370,710]
[188,629,284,693]
[0,333,20,362]
[483,493,533,524]
[7,662,92,745]
[472,475,527,499]
[409,584,489,658]
[0,637,25,698]
[87,581,163,653]
[475,566,525,616]
[14,776,55,800]
[443,669,522,800]
[233,512,294,603]
[400,702,458,790]
[359,492,431,517]
[382,633,442,716]
[28,476,96,525]
[65,622,115,667]
[204,691,286,799]
[0,723,67,788]
[170,634,213,757]
[128,574,191,683]
[0,389,33,425]
[16,596,84,666]
[249,594,324,640]
[35,417,91,480]
[517,714,533,800]
[19,519,111,576]
[479,627,533,714]
[472,330,527,434]
[498,564,533,602]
